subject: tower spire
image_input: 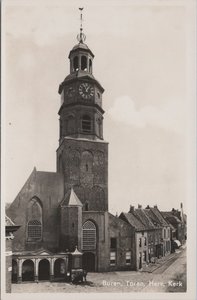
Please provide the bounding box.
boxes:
[77,7,86,43]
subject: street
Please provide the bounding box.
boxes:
[11,247,186,293]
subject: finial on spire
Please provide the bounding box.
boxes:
[77,7,86,43]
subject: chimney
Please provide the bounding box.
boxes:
[138,204,142,209]
[154,205,157,209]
[129,205,134,213]
[146,205,150,209]
[180,202,183,209]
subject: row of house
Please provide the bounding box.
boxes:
[6,201,186,285]
[119,204,186,270]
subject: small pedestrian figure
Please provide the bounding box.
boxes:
[83,269,87,282]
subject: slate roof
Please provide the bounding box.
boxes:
[60,188,83,207]
[7,168,64,217]
[69,42,94,57]
[148,207,169,227]
[68,188,83,207]
[5,215,15,226]
[133,209,157,230]
[161,212,182,224]
[59,72,104,94]
[29,170,64,205]
[120,212,146,231]
[144,209,162,228]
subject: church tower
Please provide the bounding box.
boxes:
[57,10,108,211]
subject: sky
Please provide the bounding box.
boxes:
[2,0,195,215]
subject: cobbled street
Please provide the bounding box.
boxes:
[12,247,186,293]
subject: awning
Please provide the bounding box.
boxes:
[173,240,181,247]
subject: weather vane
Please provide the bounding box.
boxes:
[77,7,86,43]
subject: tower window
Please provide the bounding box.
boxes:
[89,59,92,73]
[85,202,89,211]
[82,115,91,133]
[67,115,75,134]
[81,56,87,71]
[98,119,102,137]
[73,56,79,71]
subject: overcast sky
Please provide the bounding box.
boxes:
[3,0,195,215]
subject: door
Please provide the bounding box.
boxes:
[82,252,95,272]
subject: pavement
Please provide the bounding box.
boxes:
[141,248,182,273]
[11,246,186,293]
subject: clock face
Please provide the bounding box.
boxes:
[79,83,94,99]
[66,86,75,97]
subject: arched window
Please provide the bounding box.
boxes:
[69,150,80,182]
[81,151,93,173]
[89,59,92,73]
[27,198,42,241]
[82,220,96,250]
[81,115,91,133]
[81,56,87,71]
[73,56,79,71]
[28,220,42,240]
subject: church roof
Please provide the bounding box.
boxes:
[61,188,82,207]
[7,168,64,221]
